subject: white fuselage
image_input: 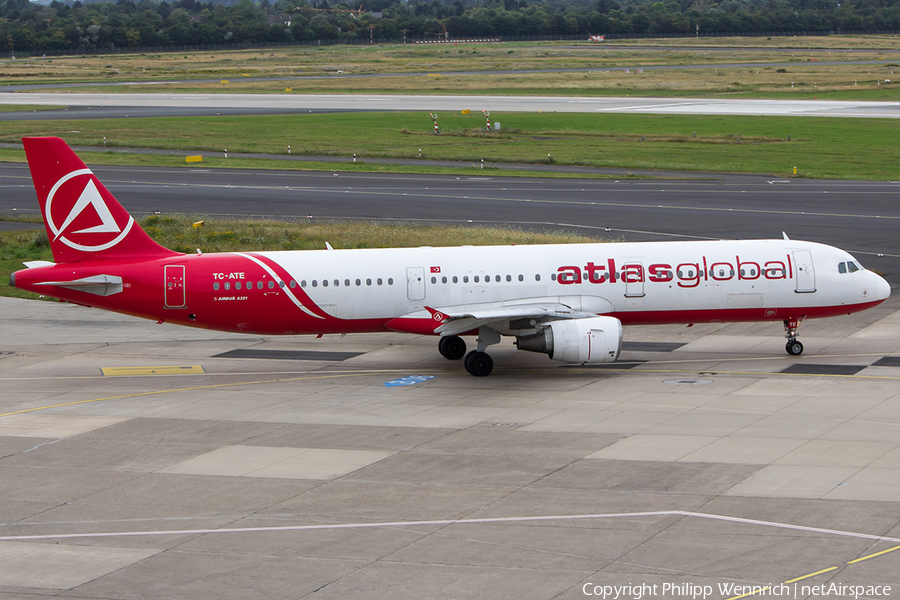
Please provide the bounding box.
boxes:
[248,239,888,330]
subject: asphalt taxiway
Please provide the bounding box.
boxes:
[1,291,898,599]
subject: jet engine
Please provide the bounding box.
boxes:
[515,316,622,364]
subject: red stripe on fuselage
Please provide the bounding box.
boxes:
[239,253,331,320]
[335,300,887,337]
[608,299,885,326]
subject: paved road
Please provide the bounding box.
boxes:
[2,93,898,119]
[3,162,897,286]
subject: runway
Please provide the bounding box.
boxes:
[2,93,899,119]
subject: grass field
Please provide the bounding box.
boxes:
[45,63,896,101]
[0,148,665,180]
[0,105,65,112]
[3,37,898,100]
[3,111,897,180]
[0,217,602,300]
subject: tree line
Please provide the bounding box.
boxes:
[2,0,898,54]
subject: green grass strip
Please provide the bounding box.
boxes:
[2,111,896,180]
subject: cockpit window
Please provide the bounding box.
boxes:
[839,261,864,274]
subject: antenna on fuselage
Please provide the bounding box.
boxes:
[782,232,790,240]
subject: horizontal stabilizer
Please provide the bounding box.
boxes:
[23,260,56,269]
[34,274,123,296]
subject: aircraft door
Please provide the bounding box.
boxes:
[164,265,186,308]
[623,262,645,298]
[793,250,816,293]
[407,267,426,301]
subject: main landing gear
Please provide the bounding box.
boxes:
[464,351,493,377]
[783,318,804,356]
[438,328,500,377]
[438,335,467,360]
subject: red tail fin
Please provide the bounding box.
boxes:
[23,137,180,264]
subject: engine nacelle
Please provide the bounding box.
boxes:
[515,316,622,364]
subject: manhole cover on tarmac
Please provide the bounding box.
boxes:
[663,378,714,385]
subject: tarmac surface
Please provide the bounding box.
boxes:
[1,292,898,599]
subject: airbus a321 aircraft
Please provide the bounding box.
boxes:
[10,137,892,376]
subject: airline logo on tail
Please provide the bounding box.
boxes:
[46,168,134,252]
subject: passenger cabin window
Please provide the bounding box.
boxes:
[452,276,458,283]
[257,281,263,289]
[213,282,219,290]
[267,281,275,289]
[377,278,383,285]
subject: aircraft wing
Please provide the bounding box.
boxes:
[429,303,595,336]
[386,296,615,336]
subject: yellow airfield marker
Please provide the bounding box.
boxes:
[101,365,205,376]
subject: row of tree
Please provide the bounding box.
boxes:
[2,0,898,53]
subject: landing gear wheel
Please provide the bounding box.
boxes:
[464,351,493,377]
[438,336,466,360]
[786,340,804,356]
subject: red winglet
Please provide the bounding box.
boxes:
[424,306,448,323]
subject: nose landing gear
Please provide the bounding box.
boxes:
[784,318,804,355]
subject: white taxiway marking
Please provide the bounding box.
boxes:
[2,510,898,543]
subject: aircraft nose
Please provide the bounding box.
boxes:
[876,275,891,301]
